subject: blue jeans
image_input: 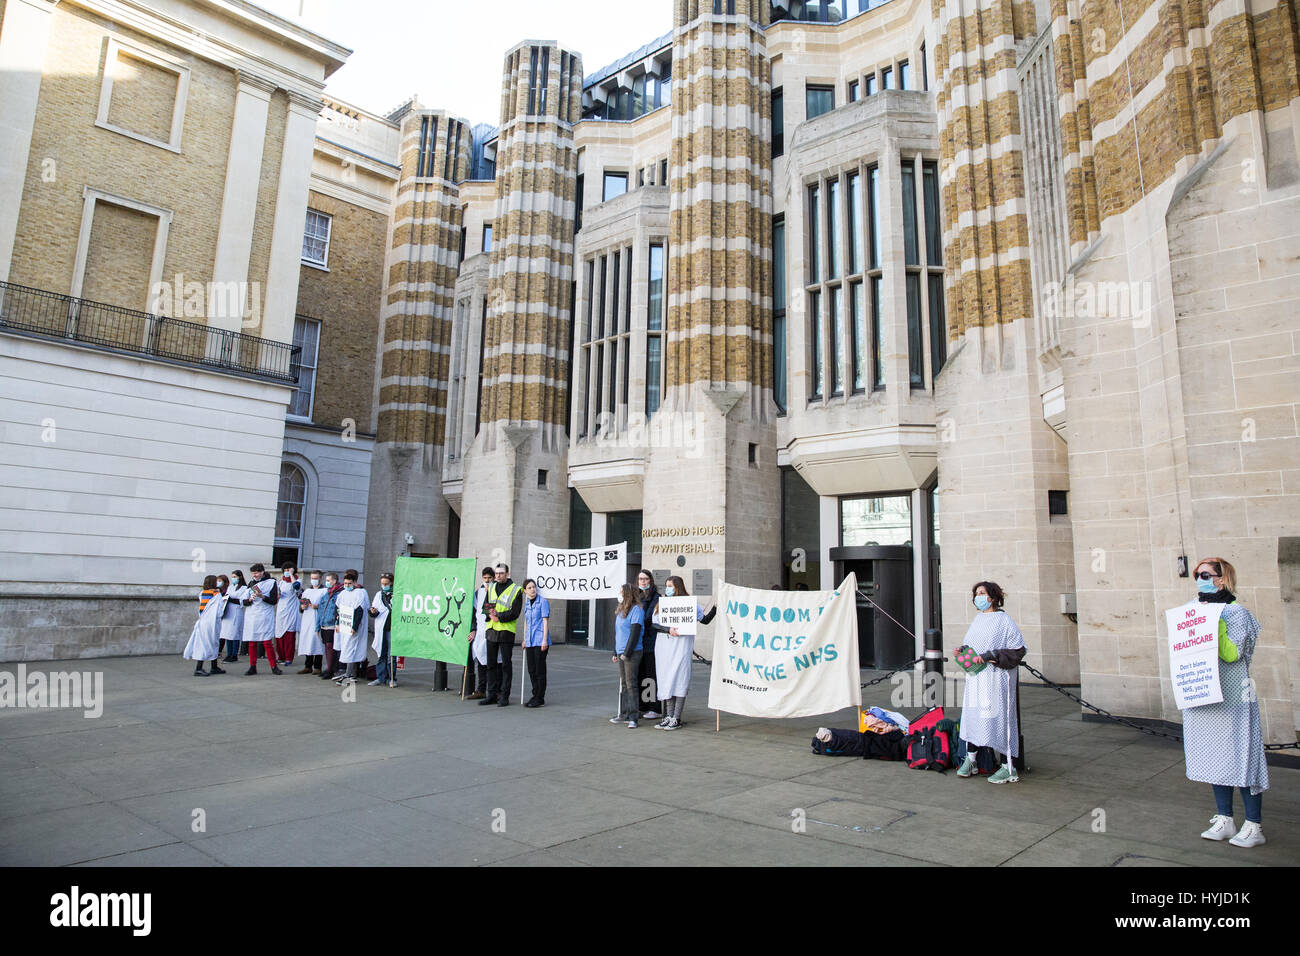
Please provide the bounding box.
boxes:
[375,629,393,682]
[1212,784,1262,823]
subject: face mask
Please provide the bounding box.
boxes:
[311,579,320,587]
[640,583,649,591]
[974,595,991,611]
[382,585,392,594]
[1197,578,1219,594]
[344,584,355,591]
[665,586,675,597]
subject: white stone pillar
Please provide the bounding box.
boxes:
[209,73,274,331]
[911,487,927,661]
[819,494,837,589]
[261,92,323,344]
[0,0,58,286]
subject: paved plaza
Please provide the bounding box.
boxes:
[1,646,1296,867]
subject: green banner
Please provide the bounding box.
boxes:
[391,556,477,664]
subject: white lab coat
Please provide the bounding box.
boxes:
[471,584,488,666]
[184,593,226,661]
[220,586,246,643]
[275,578,302,634]
[335,587,370,664]
[370,589,391,655]
[299,586,328,656]
[241,577,278,643]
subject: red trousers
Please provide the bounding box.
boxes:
[248,641,278,667]
[278,630,296,662]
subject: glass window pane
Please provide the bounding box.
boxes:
[774,308,786,412]
[603,172,627,201]
[867,165,880,270]
[827,179,840,279]
[907,272,924,387]
[809,290,822,398]
[806,85,834,120]
[881,66,892,90]
[830,285,843,395]
[899,60,910,90]
[847,173,861,274]
[864,74,876,96]
[923,160,942,265]
[646,335,662,417]
[773,218,786,310]
[871,275,884,389]
[929,272,948,376]
[772,89,784,158]
[902,161,918,266]
[841,495,912,546]
[807,185,820,282]
[852,281,866,392]
[648,244,664,330]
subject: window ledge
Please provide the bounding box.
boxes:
[94,120,182,154]
[301,260,329,272]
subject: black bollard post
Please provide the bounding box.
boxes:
[923,628,943,708]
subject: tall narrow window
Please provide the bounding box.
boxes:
[476,299,488,434]
[899,59,910,90]
[864,73,876,96]
[923,160,947,377]
[881,66,893,90]
[772,88,784,158]
[527,47,539,115]
[920,42,928,90]
[773,216,787,413]
[867,164,884,389]
[902,159,923,388]
[848,172,861,274]
[829,285,843,396]
[538,46,550,114]
[848,79,859,102]
[827,179,841,279]
[287,316,320,419]
[851,280,866,393]
[646,243,665,417]
[482,224,493,253]
[809,290,823,399]
[301,209,331,267]
[275,463,307,545]
[807,184,820,283]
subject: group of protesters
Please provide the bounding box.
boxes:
[184,562,397,686]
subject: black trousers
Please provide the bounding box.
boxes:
[525,646,548,702]
[484,639,514,701]
[466,641,486,693]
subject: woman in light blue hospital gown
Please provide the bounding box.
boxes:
[1182,557,1268,849]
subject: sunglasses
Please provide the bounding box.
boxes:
[1195,571,1218,581]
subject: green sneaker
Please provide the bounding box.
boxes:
[956,754,978,777]
[988,763,1019,784]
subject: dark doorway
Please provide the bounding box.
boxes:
[831,545,914,668]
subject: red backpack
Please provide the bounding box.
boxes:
[905,707,953,772]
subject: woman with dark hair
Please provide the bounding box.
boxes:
[611,583,646,728]
[185,575,226,677]
[635,569,664,720]
[955,581,1026,783]
[221,570,247,662]
[521,578,551,707]
[1184,557,1268,848]
[651,575,716,730]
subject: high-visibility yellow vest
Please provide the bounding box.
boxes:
[487,581,522,635]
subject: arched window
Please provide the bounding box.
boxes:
[275,462,307,543]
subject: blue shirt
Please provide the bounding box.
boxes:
[522,594,550,647]
[614,604,645,654]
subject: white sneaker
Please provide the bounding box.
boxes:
[610,716,624,723]
[1228,821,1265,848]
[1200,815,1237,841]
[641,710,660,719]
[367,679,382,686]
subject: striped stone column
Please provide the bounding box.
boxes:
[641,0,780,616]
[458,41,582,581]
[365,105,473,575]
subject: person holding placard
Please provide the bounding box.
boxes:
[464,567,493,700]
[652,575,716,730]
[636,570,664,720]
[1183,557,1268,848]
[954,581,1026,783]
[220,570,247,662]
[333,570,369,685]
[611,584,645,728]
[521,578,550,707]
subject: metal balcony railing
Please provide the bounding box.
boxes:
[0,280,300,385]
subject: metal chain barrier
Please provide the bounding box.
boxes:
[861,657,924,688]
[1020,660,1300,750]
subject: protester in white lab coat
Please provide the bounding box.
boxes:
[184,575,227,676]
[652,575,715,730]
[464,567,493,699]
[240,563,282,675]
[275,562,302,665]
[220,570,247,662]
[297,571,328,675]
[955,581,1026,784]
[333,569,369,685]
[368,573,396,688]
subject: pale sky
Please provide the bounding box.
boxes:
[260,0,674,124]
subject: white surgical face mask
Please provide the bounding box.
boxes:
[665,586,675,597]
[310,578,320,586]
